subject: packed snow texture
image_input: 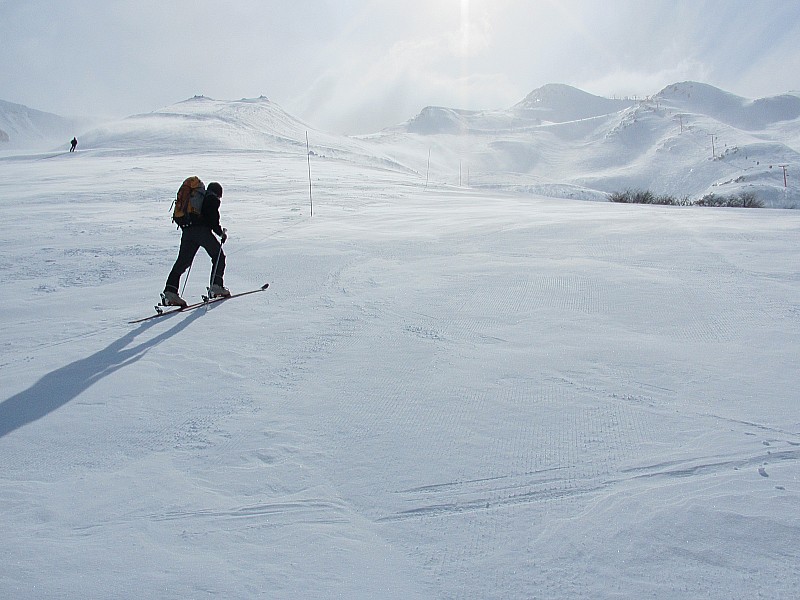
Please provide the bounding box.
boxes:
[0,83,799,599]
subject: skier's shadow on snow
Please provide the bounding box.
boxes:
[0,310,204,439]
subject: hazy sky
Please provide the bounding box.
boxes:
[4,0,800,133]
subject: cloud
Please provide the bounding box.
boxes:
[294,12,516,133]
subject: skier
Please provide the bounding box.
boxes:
[162,181,230,307]
[69,137,77,152]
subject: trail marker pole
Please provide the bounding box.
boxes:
[779,164,788,187]
[425,148,431,188]
[306,131,313,216]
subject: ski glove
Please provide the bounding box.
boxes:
[220,230,228,244]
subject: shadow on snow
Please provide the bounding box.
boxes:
[0,310,204,439]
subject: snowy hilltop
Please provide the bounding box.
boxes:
[80,95,314,153]
[77,94,409,173]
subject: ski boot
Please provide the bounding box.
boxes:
[161,290,188,308]
[208,284,231,299]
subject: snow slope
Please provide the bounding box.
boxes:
[0,124,798,598]
[0,99,89,152]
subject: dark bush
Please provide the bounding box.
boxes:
[696,191,764,208]
[609,189,687,205]
[612,189,764,208]
[737,192,764,208]
[694,193,726,207]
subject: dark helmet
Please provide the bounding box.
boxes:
[207,182,223,197]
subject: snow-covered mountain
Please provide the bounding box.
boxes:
[0,99,88,151]
[657,81,800,130]
[388,83,641,136]
[6,82,800,207]
[392,84,636,136]
[512,83,636,123]
[375,82,800,208]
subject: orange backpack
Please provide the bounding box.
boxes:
[172,176,205,228]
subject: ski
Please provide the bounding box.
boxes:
[129,283,269,324]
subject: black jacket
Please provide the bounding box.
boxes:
[199,191,224,237]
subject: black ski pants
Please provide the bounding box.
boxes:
[165,226,225,293]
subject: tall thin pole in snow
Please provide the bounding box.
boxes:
[425,148,431,189]
[306,131,313,216]
[779,165,788,187]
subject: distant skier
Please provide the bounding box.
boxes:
[69,137,77,152]
[162,181,230,307]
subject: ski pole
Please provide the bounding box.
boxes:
[180,263,192,296]
[209,228,227,293]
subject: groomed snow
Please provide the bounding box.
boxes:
[1,143,798,598]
